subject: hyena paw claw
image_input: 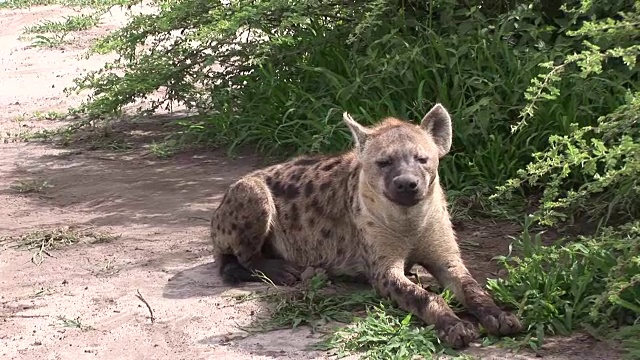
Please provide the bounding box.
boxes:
[480,310,522,336]
[438,319,478,349]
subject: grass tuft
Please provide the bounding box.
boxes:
[0,226,119,265]
[54,315,94,331]
[10,179,53,194]
[23,13,101,34]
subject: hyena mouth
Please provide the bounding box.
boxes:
[383,191,423,207]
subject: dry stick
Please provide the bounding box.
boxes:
[135,289,156,324]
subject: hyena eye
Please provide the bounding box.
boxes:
[415,156,428,164]
[376,159,392,168]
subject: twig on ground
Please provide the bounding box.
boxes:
[187,216,210,222]
[135,289,155,324]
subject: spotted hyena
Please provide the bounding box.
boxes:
[210,103,522,348]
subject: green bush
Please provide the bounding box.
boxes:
[490,1,639,356]
[68,0,635,196]
[488,218,640,353]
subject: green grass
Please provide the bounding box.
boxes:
[23,13,101,34]
[10,179,53,193]
[55,315,94,331]
[0,0,137,9]
[237,272,475,359]
[21,11,105,48]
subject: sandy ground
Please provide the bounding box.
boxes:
[0,3,624,360]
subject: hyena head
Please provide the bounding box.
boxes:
[343,104,452,208]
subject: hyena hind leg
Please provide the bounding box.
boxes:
[210,177,301,286]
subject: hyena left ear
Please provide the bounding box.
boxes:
[343,112,371,153]
[420,103,452,158]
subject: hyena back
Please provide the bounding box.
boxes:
[210,103,522,348]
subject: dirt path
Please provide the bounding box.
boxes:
[0,4,623,360]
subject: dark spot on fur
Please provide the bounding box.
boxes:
[366,221,375,227]
[285,183,301,198]
[237,202,244,210]
[229,210,235,217]
[320,159,341,172]
[243,220,252,230]
[390,279,405,295]
[290,203,300,224]
[309,198,324,214]
[231,223,238,231]
[294,158,322,166]
[270,181,301,199]
[304,181,315,197]
[319,181,331,192]
[409,291,428,316]
[382,278,390,289]
[307,216,316,226]
[265,176,273,186]
[271,181,285,196]
[220,227,227,235]
[289,170,303,182]
[216,224,221,231]
[321,228,332,239]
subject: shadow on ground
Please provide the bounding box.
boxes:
[1,114,264,231]
[163,261,230,299]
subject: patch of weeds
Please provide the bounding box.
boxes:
[92,256,121,277]
[241,273,472,359]
[88,138,133,151]
[2,129,32,144]
[24,125,78,146]
[23,13,101,34]
[0,0,58,8]
[32,110,67,121]
[0,0,137,9]
[316,305,461,360]
[30,33,69,48]
[10,179,52,194]
[54,315,94,331]
[486,217,640,355]
[613,323,640,360]
[0,226,119,265]
[89,139,133,152]
[239,272,382,333]
[148,139,180,158]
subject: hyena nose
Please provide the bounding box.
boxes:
[393,175,419,193]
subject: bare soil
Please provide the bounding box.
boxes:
[0,3,623,360]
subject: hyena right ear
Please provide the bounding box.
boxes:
[343,112,371,152]
[420,103,453,158]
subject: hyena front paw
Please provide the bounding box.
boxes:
[437,319,478,349]
[478,309,522,336]
[253,259,301,286]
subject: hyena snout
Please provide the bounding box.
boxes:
[392,174,419,193]
[387,174,426,207]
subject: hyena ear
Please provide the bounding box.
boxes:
[343,112,371,152]
[420,103,453,158]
